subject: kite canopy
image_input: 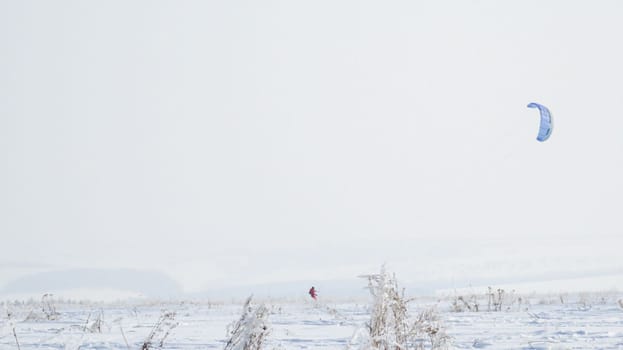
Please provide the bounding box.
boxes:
[527,102,553,142]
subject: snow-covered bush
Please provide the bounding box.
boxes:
[84,310,104,333]
[451,287,523,313]
[19,294,60,322]
[224,296,270,350]
[41,294,60,320]
[350,266,450,350]
[450,295,479,312]
[411,307,450,350]
[141,311,178,350]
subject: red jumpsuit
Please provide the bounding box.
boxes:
[308,286,317,300]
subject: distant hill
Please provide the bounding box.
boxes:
[0,268,182,299]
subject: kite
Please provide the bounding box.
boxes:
[527,102,553,142]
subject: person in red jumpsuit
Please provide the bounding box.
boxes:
[308,286,317,300]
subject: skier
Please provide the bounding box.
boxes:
[308,286,317,300]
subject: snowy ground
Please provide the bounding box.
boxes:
[1,292,622,349]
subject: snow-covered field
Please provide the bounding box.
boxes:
[1,292,622,349]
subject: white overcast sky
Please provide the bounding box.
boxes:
[1,1,622,294]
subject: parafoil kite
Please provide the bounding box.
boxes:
[527,102,553,142]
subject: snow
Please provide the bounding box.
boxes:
[1,292,622,349]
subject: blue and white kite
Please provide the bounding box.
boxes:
[527,102,553,142]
